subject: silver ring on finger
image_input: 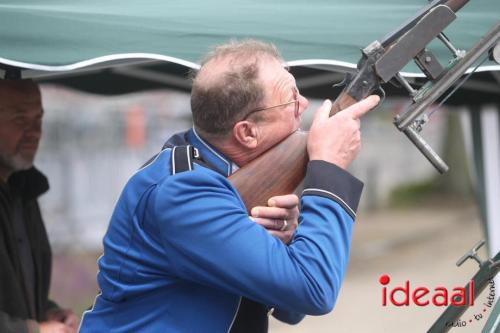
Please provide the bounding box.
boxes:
[280,219,288,231]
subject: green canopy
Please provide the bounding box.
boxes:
[0,0,498,76]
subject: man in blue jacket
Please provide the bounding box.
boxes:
[80,40,379,332]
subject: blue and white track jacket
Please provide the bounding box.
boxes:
[80,128,363,333]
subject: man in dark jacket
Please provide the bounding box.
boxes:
[0,79,78,333]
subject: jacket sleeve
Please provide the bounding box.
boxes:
[153,160,363,315]
[0,312,38,333]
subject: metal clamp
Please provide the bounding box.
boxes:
[456,239,486,267]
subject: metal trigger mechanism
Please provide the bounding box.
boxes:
[372,85,386,111]
[332,72,354,88]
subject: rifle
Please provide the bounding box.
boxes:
[230,0,500,211]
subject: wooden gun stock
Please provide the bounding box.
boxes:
[228,130,308,211]
[330,91,359,116]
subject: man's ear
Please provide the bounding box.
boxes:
[232,120,259,149]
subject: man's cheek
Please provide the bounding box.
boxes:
[0,134,22,156]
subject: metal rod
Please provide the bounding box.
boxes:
[481,297,500,333]
[395,23,500,130]
[438,33,464,57]
[403,126,449,173]
[395,73,418,96]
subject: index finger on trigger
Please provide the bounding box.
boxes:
[345,95,380,119]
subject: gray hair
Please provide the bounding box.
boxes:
[190,39,283,136]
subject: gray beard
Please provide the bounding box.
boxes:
[0,153,33,173]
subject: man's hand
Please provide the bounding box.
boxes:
[308,95,380,169]
[39,321,72,333]
[250,194,299,244]
[45,308,79,333]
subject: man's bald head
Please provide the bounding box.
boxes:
[190,40,283,137]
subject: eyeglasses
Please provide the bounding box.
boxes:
[242,88,299,121]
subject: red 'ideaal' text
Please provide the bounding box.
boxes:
[379,274,474,307]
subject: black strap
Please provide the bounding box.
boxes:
[171,145,199,175]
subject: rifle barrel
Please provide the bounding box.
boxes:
[445,0,470,12]
[381,0,469,47]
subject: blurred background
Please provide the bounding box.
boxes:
[35,84,491,332]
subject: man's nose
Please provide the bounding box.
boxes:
[24,120,42,140]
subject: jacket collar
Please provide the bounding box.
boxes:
[187,128,235,177]
[6,167,49,200]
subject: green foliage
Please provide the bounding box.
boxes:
[389,179,438,207]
